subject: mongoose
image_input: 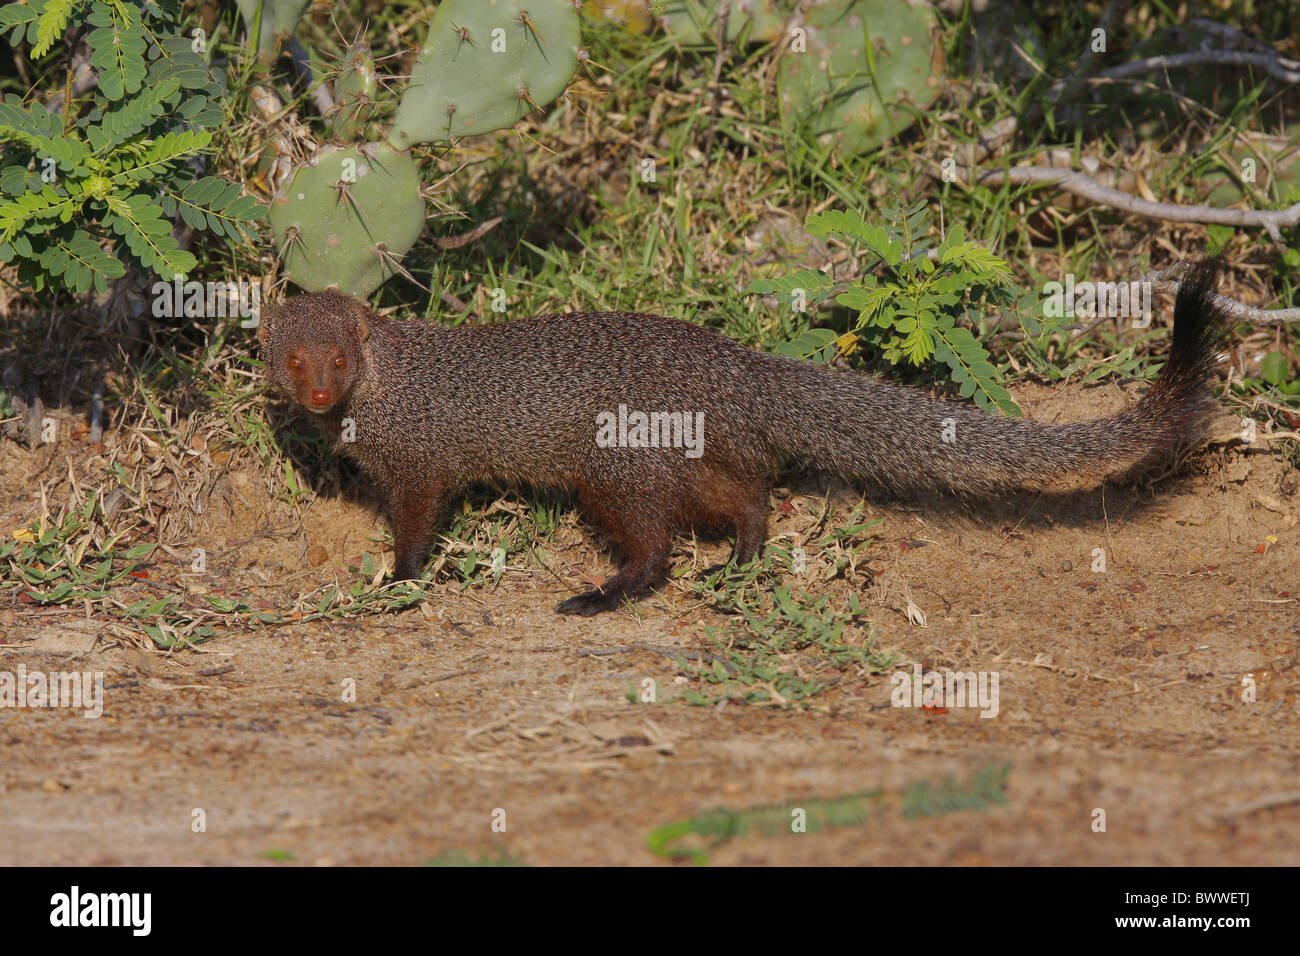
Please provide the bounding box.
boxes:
[258,260,1227,615]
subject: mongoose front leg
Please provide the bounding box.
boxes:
[388,480,449,581]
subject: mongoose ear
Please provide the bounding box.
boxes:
[354,310,371,343]
[257,302,279,346]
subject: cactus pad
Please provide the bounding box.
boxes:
[389,0,581,147]
[330,40,378,142]
[778,0,944,157]
[268,143,424,296]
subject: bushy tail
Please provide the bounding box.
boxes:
[756,259,1228,494]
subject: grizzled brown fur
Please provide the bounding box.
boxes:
[258,261,1227,615]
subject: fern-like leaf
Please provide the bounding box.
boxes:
[0,0,43,44]
[938,226,1011,280]
[807,209,903,264]
[771,327,840,363]
[159,176,263,239]
[107,129,211,183]
[0,163,43,196]
[0,186,81,242]
[747,267,834,305]
[32,0,79,57]
[837,282,895,326]
[102,192,196,276]
[933,327,1020,416]
[0,96,91,172]
[38,228,126,293]
[149,34,217,90]
[87,3,147,101]
[86,77,182,153]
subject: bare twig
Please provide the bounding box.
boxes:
[1140,261,1300,324]
[1217,789,1300,819]
[956,164,1300,240]
[1097,50,1300,85]
[1183,18,1278,56]
[433,216,503,251]
[699,4,732,160]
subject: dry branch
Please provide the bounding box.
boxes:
[959,164,1300,241]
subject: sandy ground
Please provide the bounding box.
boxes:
[1,381,1297,866]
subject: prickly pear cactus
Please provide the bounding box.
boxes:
[389,0,582,147]
[268,143,425,296]
[655,0,788,45]
[235,0,309,56]
[584,0,656,34]
[778,0,944,157]
[330,41,378,142]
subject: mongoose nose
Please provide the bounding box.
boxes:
[309,388,333,406]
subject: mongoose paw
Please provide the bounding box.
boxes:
[385,570,429,587]
[556,589,622,616]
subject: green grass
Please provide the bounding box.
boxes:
[424,847,526,867]
[2,0,1297,639]
[646,761,1012,865]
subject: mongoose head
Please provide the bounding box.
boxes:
[258,292,374,415]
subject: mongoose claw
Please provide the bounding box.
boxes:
[556,590,621,616]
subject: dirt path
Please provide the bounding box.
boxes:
[1,384,1296,866]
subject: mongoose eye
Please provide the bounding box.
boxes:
[334,357,346,368]
[287,355,302,370]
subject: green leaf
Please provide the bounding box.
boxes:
[33,0,78,57]
[87,77,183,152]
[936,326,1020,416]
[808,209,902,264]
[0,186,83,243]
[102,192,196,276]
[0,96,92,173]
[39,229,126,294]
[747,267,833,300]
[939,241,1011,280]
[0,1,43,44]
[838,282,894,323]
[158,176,262,240]
[149,35,217,90]
[87,3,147,101]
[938,223,965,257]
[1259,350,1290,387]
[900,324,934,365]
[772,327,839,362]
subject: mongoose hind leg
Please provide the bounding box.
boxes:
[698,475,771,576]
[559,482,674,616]
[729,484,770,565]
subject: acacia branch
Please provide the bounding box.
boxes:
[1142,261,1300,324]
[1096,49,1300,85]
[961,165,1300,241]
